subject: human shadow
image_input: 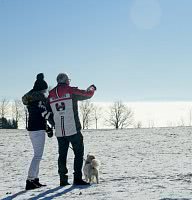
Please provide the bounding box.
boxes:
[1,185,90,200]
[1,190,27,200]
[160,198,191,200]
[28,185,90,200]
[1,186,67,200]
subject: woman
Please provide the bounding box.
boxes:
[22,73,52,190]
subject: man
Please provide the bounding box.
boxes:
[48,73,96,186]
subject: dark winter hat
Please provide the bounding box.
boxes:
[57,73,69,84]
[33,73,48,91]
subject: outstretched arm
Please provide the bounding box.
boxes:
[72,84,96,101]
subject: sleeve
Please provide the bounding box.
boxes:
[22,90,33,105]
[72,87,94,101]
[46,99,55,127]
[41,99,55,127]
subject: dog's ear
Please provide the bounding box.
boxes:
[87,154,89,158]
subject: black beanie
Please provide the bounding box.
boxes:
[33,73,48,91]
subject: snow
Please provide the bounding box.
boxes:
[1,127,192,200]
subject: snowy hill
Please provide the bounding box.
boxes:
[1,127,192,200]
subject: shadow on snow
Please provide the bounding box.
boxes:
[2,185,90,200]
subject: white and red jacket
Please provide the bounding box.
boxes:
[48,83,94,137]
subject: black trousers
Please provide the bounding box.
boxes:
[57,132,84,181]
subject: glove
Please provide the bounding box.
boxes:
[91,84,97,91]
[46,125,53,138]
[87,84,97,91]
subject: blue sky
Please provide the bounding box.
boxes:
[0,0,192,102]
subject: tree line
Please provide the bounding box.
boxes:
[79,100,134,129]
[0,98,134,130]
[0,98,25,129]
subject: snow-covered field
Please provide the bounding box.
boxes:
[1,127,192,200]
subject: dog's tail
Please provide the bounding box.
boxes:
[91,159,100,168]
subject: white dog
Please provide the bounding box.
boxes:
[83,154,100,184]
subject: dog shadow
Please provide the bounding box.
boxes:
[2,185,90,200]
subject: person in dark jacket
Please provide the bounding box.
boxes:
[22,73,53,190]
[48,73,96,186]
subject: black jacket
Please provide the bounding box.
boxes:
[22,89,52,131]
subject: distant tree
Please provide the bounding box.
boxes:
[0,117,17,129]
[12,99,24,129]
[106,101,134,129]
[11,118,17,128]
[0,98,9,118]
[0,98,10,128]
[148,120,155,128]
[93,104,102,129]
[135,121,142,128]
[79,100,94,129]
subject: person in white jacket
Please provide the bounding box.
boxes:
[48,73,96,186]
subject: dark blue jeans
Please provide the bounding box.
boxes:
[57,133,84,182]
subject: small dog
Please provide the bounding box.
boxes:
[83,154,100,184]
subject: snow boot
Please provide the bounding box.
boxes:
[60,180,70,187]
[34,178,46,187]
[25,180,40,190]
[60,175,70,186]
[73,179,90,186]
